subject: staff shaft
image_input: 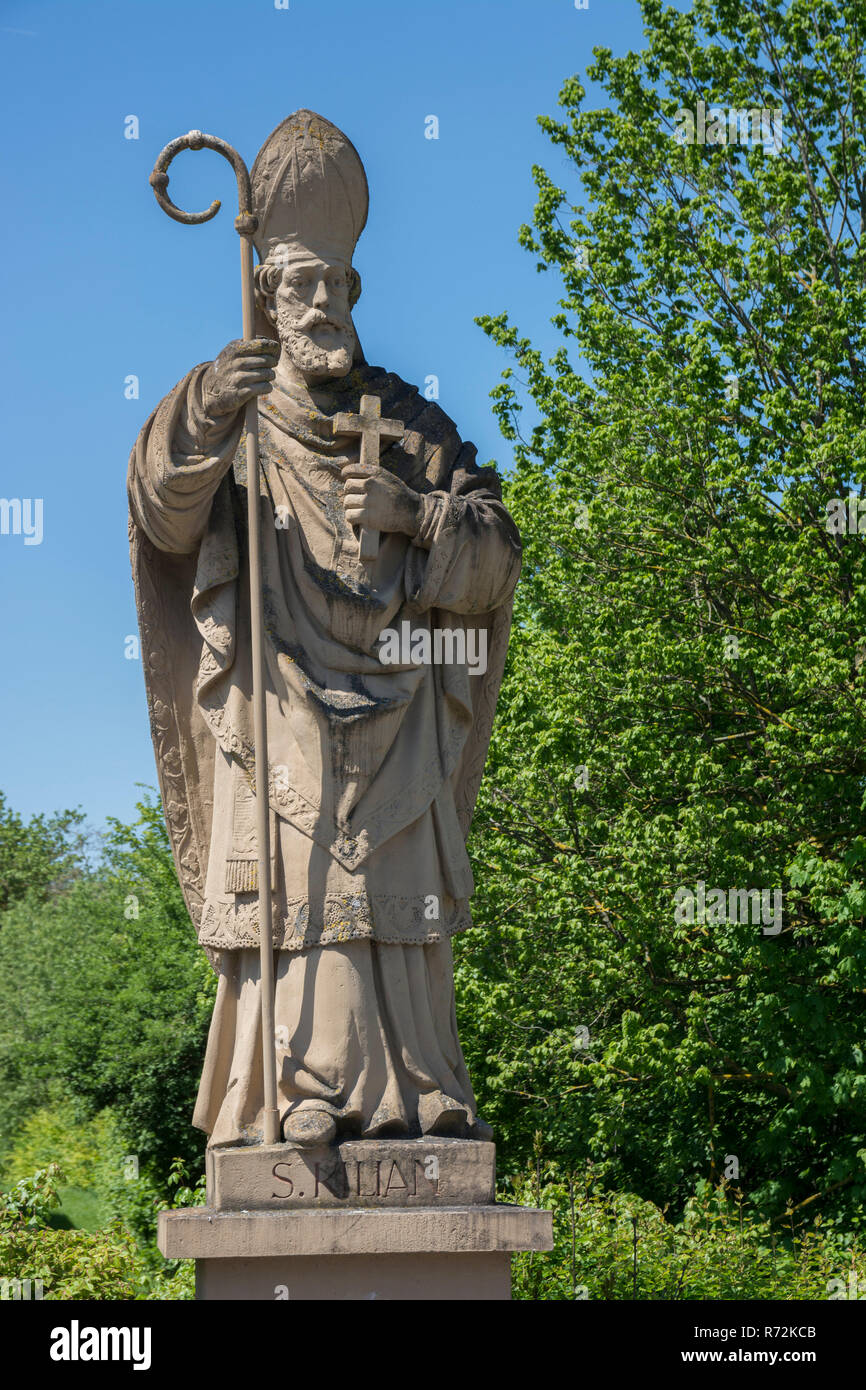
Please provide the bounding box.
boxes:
[240,235,280,1147]
[149,130,281,1147]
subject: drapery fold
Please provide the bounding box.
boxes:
[193,940,478,1145]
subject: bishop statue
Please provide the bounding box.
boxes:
[129,111,521,1149]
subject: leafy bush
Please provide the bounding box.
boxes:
[1,1096,114,1189]
[0,1164,137,1300]
[0,1160,201,1301]
[506,1155,866,1300]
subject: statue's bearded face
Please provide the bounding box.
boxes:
[267,251,355,383]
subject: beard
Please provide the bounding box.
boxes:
[276,302,354,380]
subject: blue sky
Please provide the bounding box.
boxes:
[0,0,650,832]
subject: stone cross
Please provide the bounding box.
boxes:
[332,393,404,561]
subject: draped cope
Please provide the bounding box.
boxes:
[128,363,521,957]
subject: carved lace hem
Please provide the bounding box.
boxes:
[198,895,473,951]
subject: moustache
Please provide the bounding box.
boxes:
[294,309,351,333]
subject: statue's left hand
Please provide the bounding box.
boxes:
[341,463,422,537]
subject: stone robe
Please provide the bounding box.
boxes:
[128,361,521,1144]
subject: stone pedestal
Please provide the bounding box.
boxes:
[159,1139,552,1300]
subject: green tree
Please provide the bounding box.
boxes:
[0,791,85,913]
[461,0,866,1227]
[0,797,213,1182]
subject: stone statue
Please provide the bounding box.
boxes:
[128,110,521,1152]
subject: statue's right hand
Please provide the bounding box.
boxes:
[201,338,280,418]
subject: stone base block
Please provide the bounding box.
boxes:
[195,1251,511,1300]
[206,1136,495,1210]
[159,1204,552,1302]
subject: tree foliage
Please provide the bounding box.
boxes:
[460,0,866,1225]
[0,798,214,1179]
[0,791,85,914]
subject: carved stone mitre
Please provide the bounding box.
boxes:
[250,109,369,265]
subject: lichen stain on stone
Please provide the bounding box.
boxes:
[302,551,384,613]
[263,610,398,726]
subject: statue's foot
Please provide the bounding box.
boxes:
[468,1117,494,1142]
[418,1090,468,1137]
[283,1109,338,1147]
